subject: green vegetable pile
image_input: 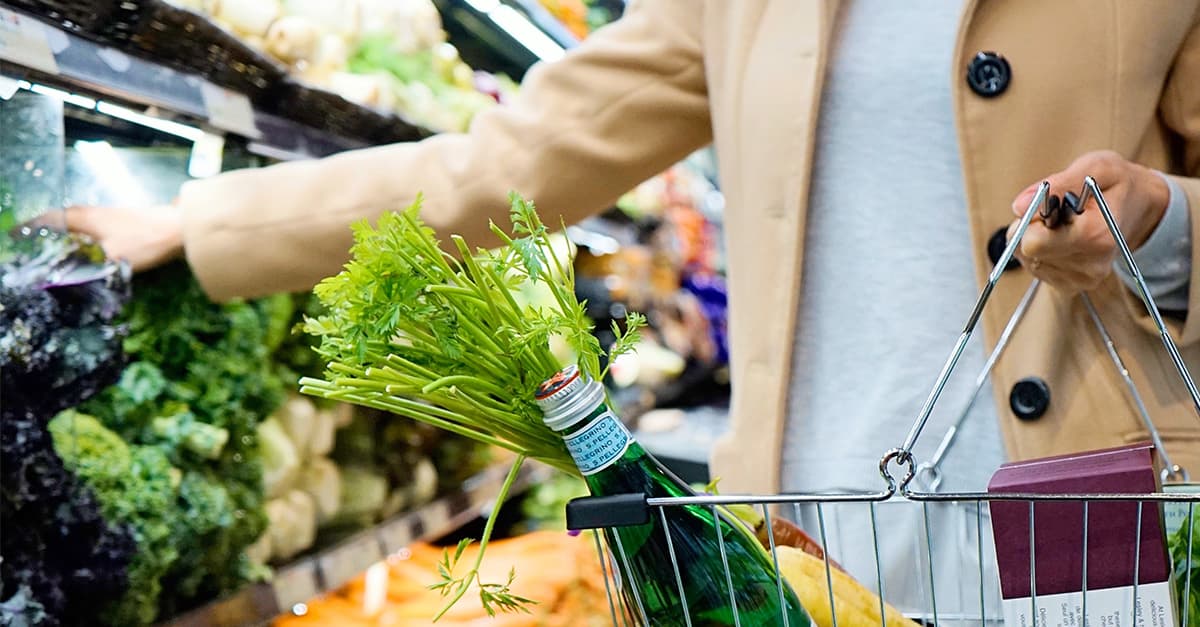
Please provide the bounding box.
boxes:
[348,34,501,133]
[74,262,294,620]
[48,412,177,627]
[1,231,137,627]
[300,192,643,617]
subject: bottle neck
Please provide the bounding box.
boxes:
[537,367,690,495]
[554,397,643,476]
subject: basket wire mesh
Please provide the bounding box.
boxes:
[568,178,1200,627]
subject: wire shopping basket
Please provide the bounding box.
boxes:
[565,178,1200,627]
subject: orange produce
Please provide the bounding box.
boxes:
[538,0,590,39]
[275,531,612,627]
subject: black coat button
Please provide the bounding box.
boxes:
[1010,377,1051,421]
[966,51,1011,97]
[987,227,1020,271]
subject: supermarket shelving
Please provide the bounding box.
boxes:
[433,0,578,81]
[157,461,552,627]
[3,1,716,624]
[0,0,585,162]
[0,3,402,160]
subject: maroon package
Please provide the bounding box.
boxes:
[987,442,1170,599]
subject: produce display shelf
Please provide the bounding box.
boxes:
[0,3,403,160]
[157,461,552,627]
[434,0,579,81]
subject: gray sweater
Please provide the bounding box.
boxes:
[778,1,1190,614]
[781,0,1191,496]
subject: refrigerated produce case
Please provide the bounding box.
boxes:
[0,1,732,625]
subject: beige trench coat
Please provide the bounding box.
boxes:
[179,0,1200,494]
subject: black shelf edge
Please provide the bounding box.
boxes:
[434,0,579,81]
[0,3,429,159]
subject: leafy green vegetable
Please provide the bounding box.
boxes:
[347,35,496,133]
[301,193,637,472]
[1170,508,1199,626]
[270,293,330,405]
[428,461,536,618]
[49,411,178,627]
[78,262,283,616]
[0,586,47,627]
[1,231,138,626]
[300,192,644,617]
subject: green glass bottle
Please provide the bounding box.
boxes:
[536,366,811,627]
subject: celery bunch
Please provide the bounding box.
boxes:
[299,192,642,617]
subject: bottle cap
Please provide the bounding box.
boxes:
[536,365,606,432]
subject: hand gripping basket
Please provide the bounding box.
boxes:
[566,178,1200,627]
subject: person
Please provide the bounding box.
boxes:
[63,0,1200,617]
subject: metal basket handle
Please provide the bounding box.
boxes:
[884,177,1200,494]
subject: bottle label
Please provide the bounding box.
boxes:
[563,411,632,476]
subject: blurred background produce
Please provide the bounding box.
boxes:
[0,2,732,623]
[166,0,516,131]
[273,531,611,627]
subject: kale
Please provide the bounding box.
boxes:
[0,230,136,626]
[0,231,129,417]
[49,412,179,627]
[1,411,137,627]
[79,262,281,614]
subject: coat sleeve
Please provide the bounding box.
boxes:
[179,0,711,301]
[1152,6,1200,343]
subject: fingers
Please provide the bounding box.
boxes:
[20,206,100,236]
[60,205,101,235]
[1002,151,1135,293]
[1021,208,1117,261]
[1006,212,1116,292]
[1010,150,1125,216]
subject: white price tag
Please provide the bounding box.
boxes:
[318,539,383,592]
[0,73,20,100]
[200,82,259,138]
[0,8,58,75]
[272,561,320,610]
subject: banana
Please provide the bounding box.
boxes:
[703,481,900,626]
[775,545,912,627]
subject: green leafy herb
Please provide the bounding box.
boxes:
[300,192,643,472]
[300,192,644,617]
[427,458,536,619]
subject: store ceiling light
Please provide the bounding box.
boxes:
[74,140,150,206]
[95,101,205,142]
[15,79,96,109]
[28,82,97,109]
[464,0,501,11]
[18,81,203,143]
[566,225,620,255]
[463,0,566,62]
[489,5,566,61]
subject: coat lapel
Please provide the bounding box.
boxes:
[709,0,838,494]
